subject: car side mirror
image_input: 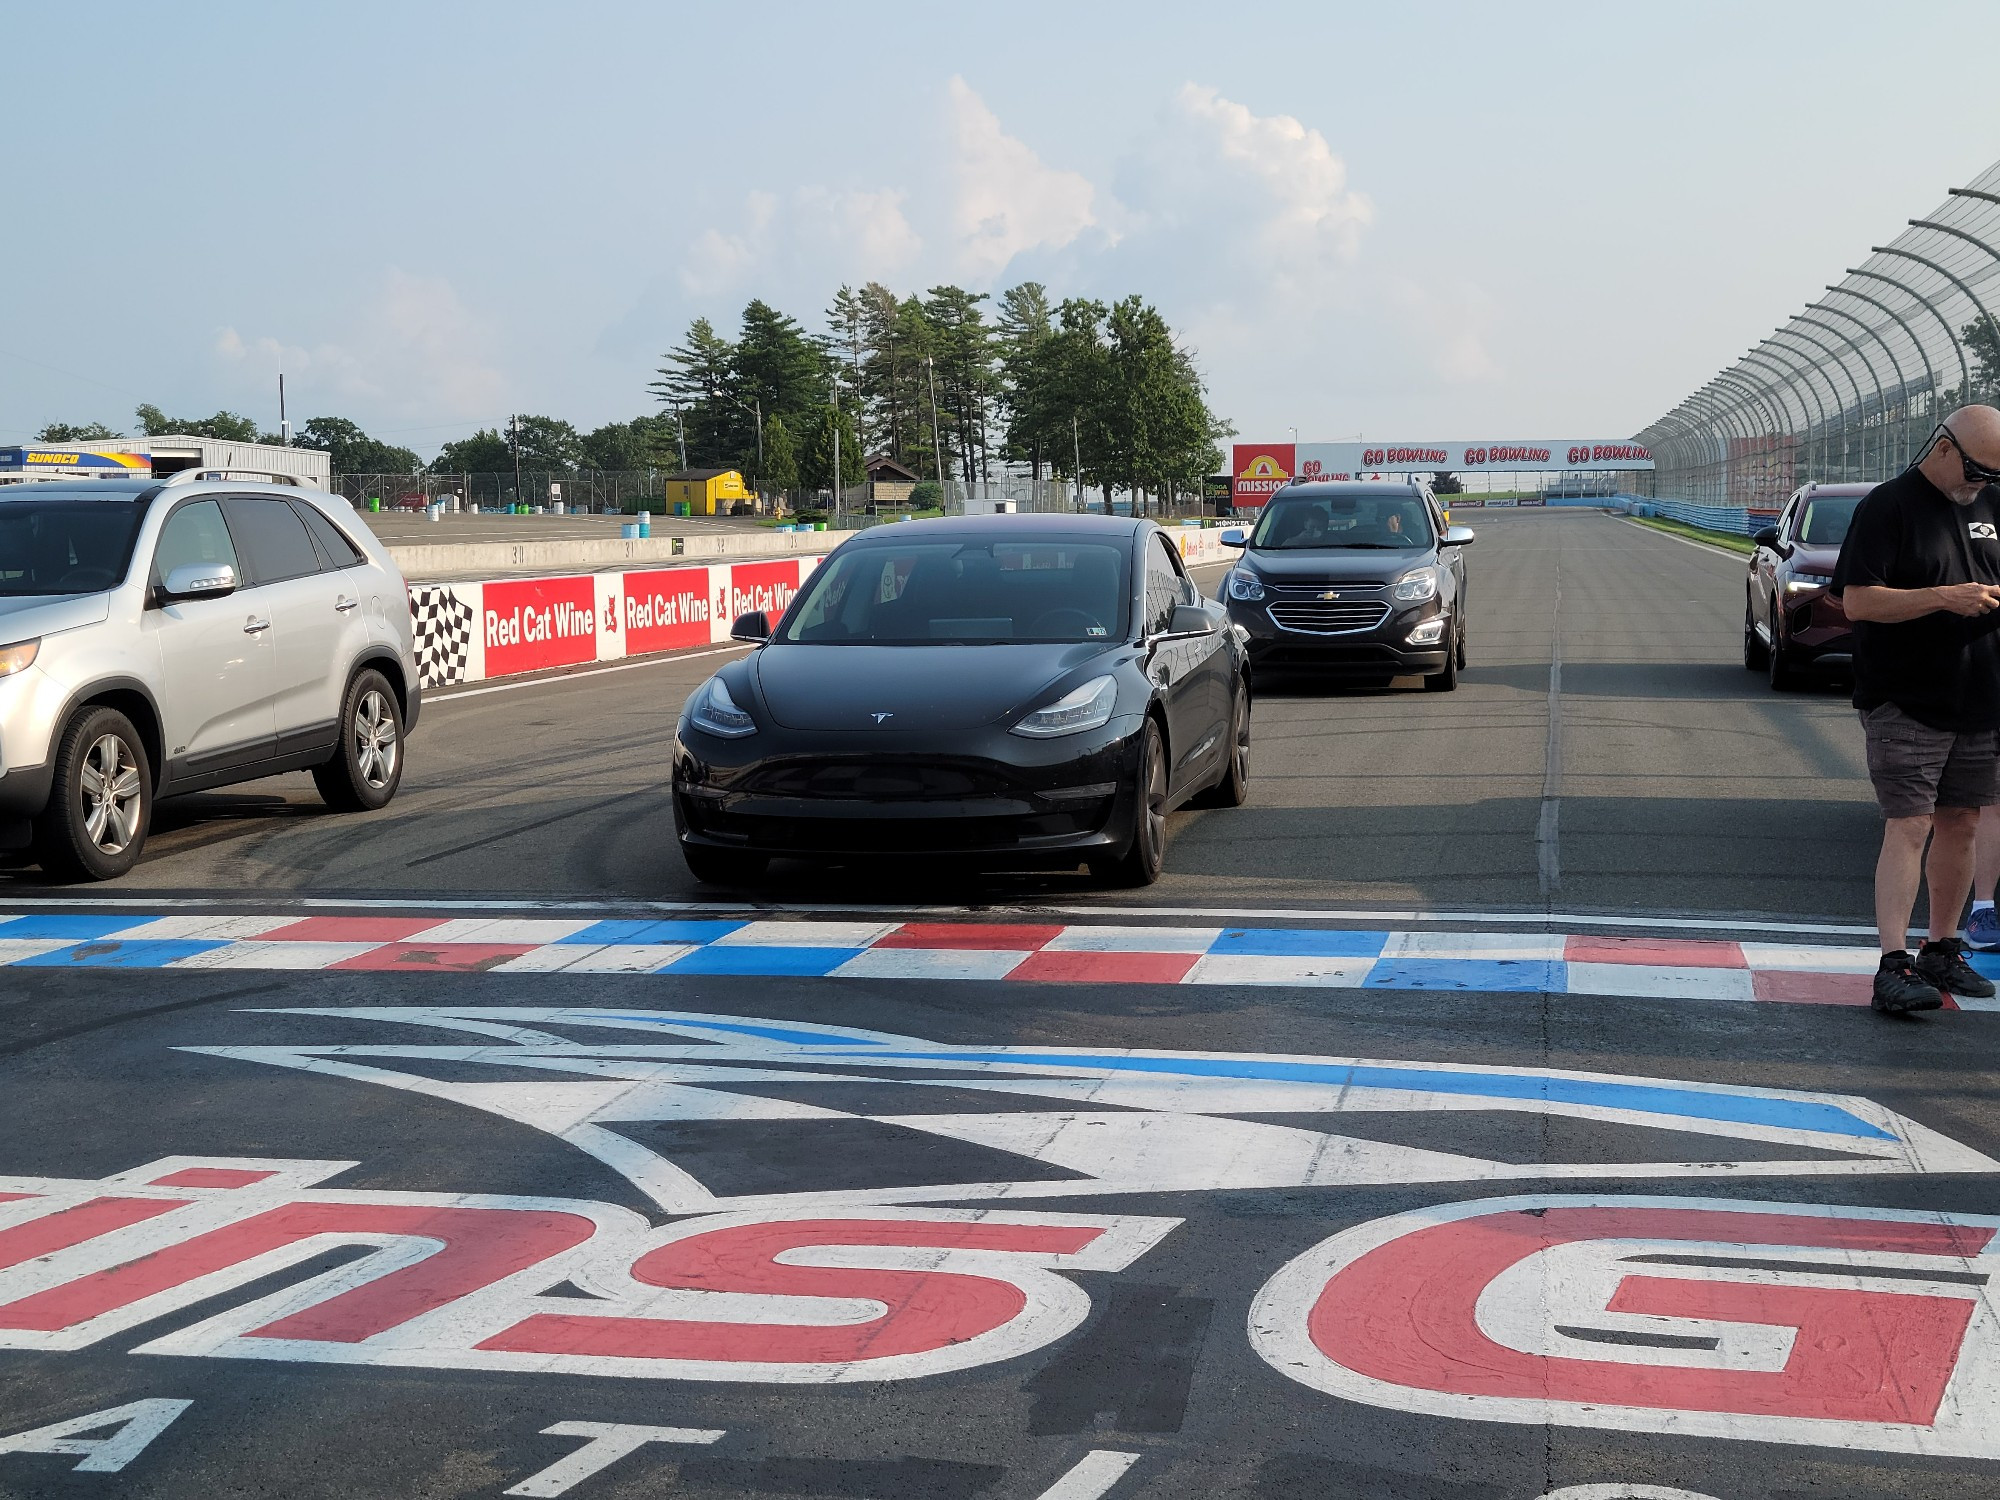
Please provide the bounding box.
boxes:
[1443,525,1475,546]
[159,563,237,602]
[1753,527,1780,549]
[1167,603,1219,636]
[1220,528,1247,547]
[730,609,772,643]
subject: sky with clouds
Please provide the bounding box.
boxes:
[6,0,2000,458]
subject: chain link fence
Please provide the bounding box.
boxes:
[1638,158,2000,508]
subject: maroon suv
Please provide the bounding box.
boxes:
[1744,481,1867,689]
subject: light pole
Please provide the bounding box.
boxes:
[1072,413,1083,513]
[924,356,945,496]
[668,403,687,472]
[509,413,523,509]
[728,395,763,502]
[829,375,844,518]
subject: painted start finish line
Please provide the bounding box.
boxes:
[1,911,1982,1008]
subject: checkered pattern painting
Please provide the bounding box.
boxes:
[409,585,474,688]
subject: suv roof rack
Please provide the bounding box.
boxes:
[160,468,307,488]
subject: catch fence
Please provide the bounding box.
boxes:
[1638,157,2000,508]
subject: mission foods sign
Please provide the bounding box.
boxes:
[1231,443,1295,507]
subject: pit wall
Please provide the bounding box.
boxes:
[406,526,1237,693]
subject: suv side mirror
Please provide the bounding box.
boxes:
[1167,603,1219,636]
[1752,527,1780,550]
[730,610,772,643]
[159,563,237,602]
[1220,528,1247,547]
[1443,525,1476,547]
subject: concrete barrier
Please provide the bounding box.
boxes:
[389,525,828,583]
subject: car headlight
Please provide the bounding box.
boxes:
[1226,569,1266,602]
[0,639,38,677]
[1393,569,1439,603]
[689,676,757,738]
[1406,619,1447,645]
[1011,675,1119,738]
[1785,573,1833,593]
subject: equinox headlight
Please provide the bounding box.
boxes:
[1012,675,1118,738]
[1393,569,1439,603]
[689,676,757,738]
[1226,569,1266,602]
[0,639,38,677]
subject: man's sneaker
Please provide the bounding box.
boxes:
[1874,952,1944,1014]
[1967,906,2000,951]
[1917,938,1996,1000]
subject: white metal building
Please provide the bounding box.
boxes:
[0,435,331,488]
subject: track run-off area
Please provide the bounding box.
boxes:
[4,509,1996,1500]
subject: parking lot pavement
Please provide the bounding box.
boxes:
[4,903,1998,1500]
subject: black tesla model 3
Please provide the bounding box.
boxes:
[672,515,1250,887]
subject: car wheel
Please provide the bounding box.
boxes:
[1456,620,1468,671]
[1424,624,1461,692]
[313,669,404,811]
[1766,607,1797,691]
[1192,682,1250,808]
[1092,718,1167,886]
[33,707,152,882]
[1743,595,1768,670]
[682,842,769,887]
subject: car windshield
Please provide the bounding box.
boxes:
[0,498,146,596]
[780,538,1130,645]
[1251,493,1432,550]
[1798,495,1862,546]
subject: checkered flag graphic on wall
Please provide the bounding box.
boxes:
[408,585,474,688]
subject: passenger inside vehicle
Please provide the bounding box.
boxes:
[1254,495,1432,549]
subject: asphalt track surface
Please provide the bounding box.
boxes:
[4,510,1996,1500]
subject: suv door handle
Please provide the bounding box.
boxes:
[334,595,359,612]
[243,616,271,635]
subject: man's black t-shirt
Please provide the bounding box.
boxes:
[1831,469,2000,731]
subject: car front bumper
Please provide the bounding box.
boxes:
[1225,595,1451,675]
[672,714,1147,865]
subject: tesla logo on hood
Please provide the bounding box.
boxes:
[871,712,894,724]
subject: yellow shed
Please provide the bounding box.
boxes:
[663,468,755,516]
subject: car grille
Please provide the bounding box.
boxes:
[1266,600,1392,635]
[738,760,1013,800]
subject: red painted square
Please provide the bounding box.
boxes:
[1566,936,1746,968]
[260,917,442,944]
[147,1168,278,1189]
[332,943,535,973]
[1752,971,1886,1006]
[1008,950,1201,985]
[876,924,1064,951]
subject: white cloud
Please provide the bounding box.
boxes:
[679,186,920,298]
[947,76,1099,279]
[1390,278,1501,384]
[214,268,506,422]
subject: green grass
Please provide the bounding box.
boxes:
[1628,515,1756,555]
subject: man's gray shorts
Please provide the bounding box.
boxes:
[1859,702,2000,818]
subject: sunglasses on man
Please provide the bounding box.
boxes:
[1934,422,2000,485]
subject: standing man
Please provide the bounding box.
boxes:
[1833,406,2000,1012]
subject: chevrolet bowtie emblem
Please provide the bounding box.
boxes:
[1318,590,1341,601]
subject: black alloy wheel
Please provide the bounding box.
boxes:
[34,706,152,882]
[1092,718,1167,887]
[1766,606,1797,691]
[314,669,405,811]
[1424,622,1461,692]
[1193,682,1250,808]
[1743,594,1769,670]
[681,843,770,887]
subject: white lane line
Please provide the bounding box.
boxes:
[1538,552,1563,896]
[0,894,1877,937]
[1618,517,1751,562]
[425,645,751,705]
[1033,1451,1142,1500]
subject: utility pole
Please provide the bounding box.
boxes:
[278,373,290,446]
[1072,413,1083,513]
[509,413,523,508]
[670,403,688,472]
[925,356,945,495]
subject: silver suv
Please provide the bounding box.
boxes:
[0,471,419,879]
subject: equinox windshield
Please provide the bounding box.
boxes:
[781,539,1130,644]
[1251,494,1432,550]
[0,499,146,595]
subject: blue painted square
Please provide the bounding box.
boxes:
[1363,958,1563,993]
[14,939,228,969]
[1968,951,2000,980]
[561,919,747,946]
[661,945,865,977]
[1209,928,1390,958]
[0,914,148,941]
